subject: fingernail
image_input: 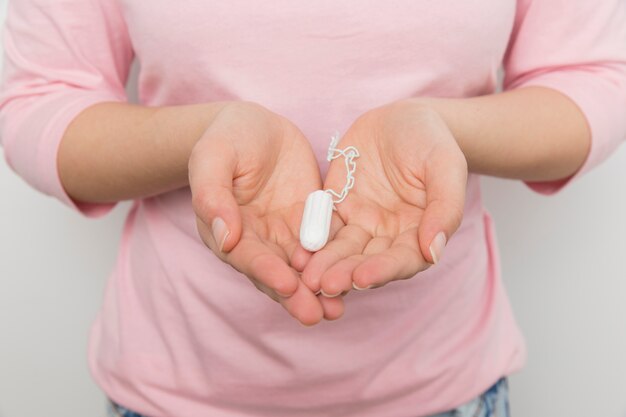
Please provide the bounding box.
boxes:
[320,289,341,298]
[211,217,230,252]
[429,232,447,264]
[352,282,373,291]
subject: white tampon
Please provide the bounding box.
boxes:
[300,190,333,252]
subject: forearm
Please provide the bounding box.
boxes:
[58,101,229,203]
[409,86,591,181]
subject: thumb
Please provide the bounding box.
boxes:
[189,138,242,254]
[418,147,467,264]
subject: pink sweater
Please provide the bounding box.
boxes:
[2,1,626,416]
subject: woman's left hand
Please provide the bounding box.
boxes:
[302,101,468,296]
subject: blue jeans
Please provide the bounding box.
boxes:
[107,377,509,417]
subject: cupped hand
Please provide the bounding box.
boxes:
[302,101,468,297]
[189,102,344,325]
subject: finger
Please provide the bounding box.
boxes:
[269,195,322,272]
[189,133,242,253]
[352,230,430,289]
[226,234,300,297]
[419,146,467,264]
[290,211,344,273]
[362,236,393,255]
[318,294,345,321]
[327,211,346,240]
[290,245,313,272]
[252,279,325,326]
[274,220,312,272]
[250,278,280,303]
[320,255,365,297]
[278,280,324,326]
[301,224,370,293]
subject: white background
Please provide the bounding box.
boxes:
[0,1,625,416]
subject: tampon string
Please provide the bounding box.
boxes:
[325,131,359,207]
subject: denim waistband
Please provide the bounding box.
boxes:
[107,377,509,417]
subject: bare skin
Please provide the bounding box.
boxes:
[59,100,344,325]
[188,102,344,325]
[58,87,590,325]
[302,102,467,296]
[303,86,590,300]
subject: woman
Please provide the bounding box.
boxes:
[1,1,625,416]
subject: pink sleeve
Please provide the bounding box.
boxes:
[502,0,626,195]
[0,0,133,216]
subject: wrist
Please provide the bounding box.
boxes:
[394,87,592,181]
[164,100,233,187]
[389,97,476,171]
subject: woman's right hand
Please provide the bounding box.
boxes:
[189,102,344,326]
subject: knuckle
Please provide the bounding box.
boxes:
[251,279,280,302]
[448,206,465,232]
[273,276,297,296]
[195,218,212,246]
[322,280,343,296]
[451,204,465,224]
[191,189,213,219]
[298,310,323,327]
